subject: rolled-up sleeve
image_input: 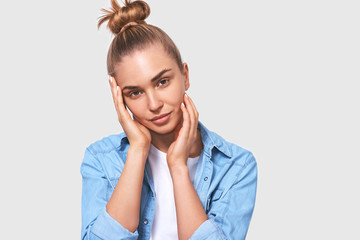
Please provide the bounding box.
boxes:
[190,153,258,240]
[80,148,139,240]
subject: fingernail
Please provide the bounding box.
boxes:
[109,76,113,83]
[185,93,188,98]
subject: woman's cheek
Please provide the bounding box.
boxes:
[171,91,185,106]
[126,102,142,119]
[166,81,185,104]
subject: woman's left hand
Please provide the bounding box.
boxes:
[167,93,200,171]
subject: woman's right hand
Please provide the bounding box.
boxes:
[109,75,151,150]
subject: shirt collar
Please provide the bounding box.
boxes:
[117,121,233,158]
[197,121,233,158]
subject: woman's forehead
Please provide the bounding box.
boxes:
[115,44,178,85]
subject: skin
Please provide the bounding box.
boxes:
[106,43,208,239]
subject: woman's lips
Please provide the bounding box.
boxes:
[151,112,171,125]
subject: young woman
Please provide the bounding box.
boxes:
[80,1,257,239]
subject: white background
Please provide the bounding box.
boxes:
[0,0,359,239]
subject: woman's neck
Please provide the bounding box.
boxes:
[150,130,174,153]
[150,129,203,158]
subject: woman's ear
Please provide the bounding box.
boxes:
[182,63,190,91]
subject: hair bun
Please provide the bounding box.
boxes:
[98,0,150,35]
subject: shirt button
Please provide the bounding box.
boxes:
[144,219,148,225]
[204,177,208,181]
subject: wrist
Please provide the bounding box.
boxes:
[130,140,150,149]
[128,145,149,161]
[169,164,189,177]
[129,143,150,152]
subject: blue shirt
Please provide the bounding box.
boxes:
[81,121,257,240]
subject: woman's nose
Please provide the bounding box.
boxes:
[147,92,163,112]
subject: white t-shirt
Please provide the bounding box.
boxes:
[148,144,200,240]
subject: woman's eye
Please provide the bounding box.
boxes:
[129,91,142,97]
[158,79,169,87]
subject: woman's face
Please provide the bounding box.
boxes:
[114,43,189,135]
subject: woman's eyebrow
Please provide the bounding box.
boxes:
[122,68,172,92]
[150,68,172,82]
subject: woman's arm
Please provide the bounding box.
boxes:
[167,94,257,239]
[167,94,208,239]
[169,165,209,240]
[169,152,257,240]
[106,76,151,232]
[81,76,152,239]
[190,154,257,240]
[81,147,147,240]
[106,146,148,232]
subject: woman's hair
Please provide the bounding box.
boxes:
[98,0,183,77]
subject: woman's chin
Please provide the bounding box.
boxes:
[147,118,181,136]
[148,124,176,135]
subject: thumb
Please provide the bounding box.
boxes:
[173,119,183,140]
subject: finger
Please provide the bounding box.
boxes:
[109,76,131,123]
[109,76,126,112]
[116,86,132,122]
[185,93,199,119]
[108,75,119,113]
[184,94,198,138]
[179,103,191,139]
[186,94,199,136]
[110,81,124,121]
[183,94,195,137]
[173,119,182,140]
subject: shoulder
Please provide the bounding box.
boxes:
[86,132,127,155]
[199,122,256,167]
[212,130,256,167]
[200,123,257,197]
[80,132,128,177]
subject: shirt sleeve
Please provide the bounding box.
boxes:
[80,148,139,240]
[189,152,258,240]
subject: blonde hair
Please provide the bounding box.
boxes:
[98,0,184,77]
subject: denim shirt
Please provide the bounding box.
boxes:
[81,121,257,240]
